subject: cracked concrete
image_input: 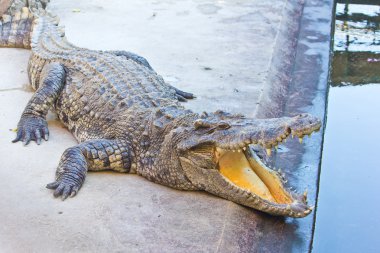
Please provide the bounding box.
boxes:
[0,0,331,252]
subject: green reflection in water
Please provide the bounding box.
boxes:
[331,3,380,86]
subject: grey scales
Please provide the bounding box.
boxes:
[0,1,321,218]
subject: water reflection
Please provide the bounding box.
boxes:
[331,3,380,86]
[313,2,380,253]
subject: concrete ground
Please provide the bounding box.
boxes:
[0,0,332,252]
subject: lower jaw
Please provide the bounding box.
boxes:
[217,147,291,203]
[216,146,313,217]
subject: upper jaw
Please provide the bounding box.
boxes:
[212,113,321,152]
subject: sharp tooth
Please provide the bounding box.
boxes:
[299,137,303,143]
[304,210,311,215]
[275,145,278,151]
[243,147,246,151]
[266,148,271,157]
[303,190,308,199]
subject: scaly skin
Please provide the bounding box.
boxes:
[0,4,321,218]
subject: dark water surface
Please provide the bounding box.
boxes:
[313,3,380,253]
[313,84,380,252]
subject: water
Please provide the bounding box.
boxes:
[313,3,380,253]
[313,84,380,252]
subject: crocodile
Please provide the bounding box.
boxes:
[0,3,321,218]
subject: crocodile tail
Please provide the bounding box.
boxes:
[1,0,49,16]
[0,7,35,49]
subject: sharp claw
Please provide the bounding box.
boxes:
[177,95,187,102]
[23,138,31,145]
[42,127,49,141]
[53,184,65,197]
[23,131,31,145]
[71,185,80,197]
[70,190,77,198]
[12,131,22,143]
[62,186,71,201]
[34,129,42,145]
[174,87,195,99]
[46,181,60,189]
[183,92,195,99]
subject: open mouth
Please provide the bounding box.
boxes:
[216,147,293,204]
[180,113,321,217]
[214,127,319,217]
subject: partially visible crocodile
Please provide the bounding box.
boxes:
[0,3,321,218]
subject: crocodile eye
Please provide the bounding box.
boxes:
[194,119,211,129]
[217,122,230,130]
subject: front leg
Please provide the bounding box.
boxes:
[13,62,65,145]
[46,139,132,200]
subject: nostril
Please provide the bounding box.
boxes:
[218,122,230,130]
[298,114,307,118]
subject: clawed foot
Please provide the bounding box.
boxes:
[12,115,49,145]
[46,151,87,200]
[46,177,82,200]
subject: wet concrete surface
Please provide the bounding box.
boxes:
[0,0,332,252]
[255,0,333,252]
